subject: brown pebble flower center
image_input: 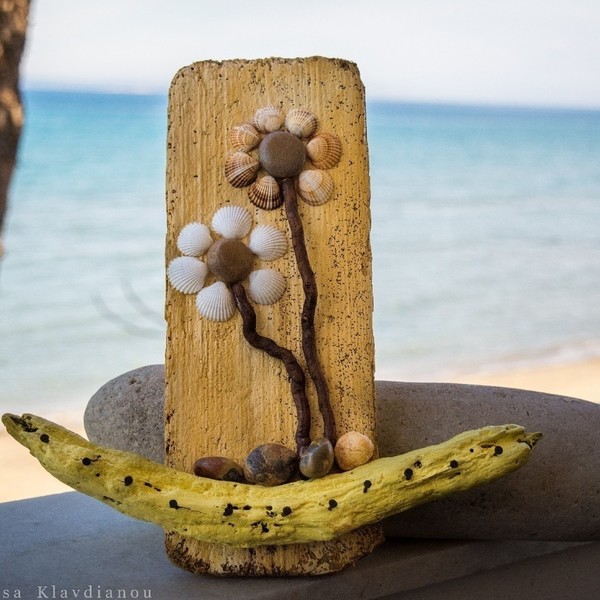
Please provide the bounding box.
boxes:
[258,131,307,178]
[207,238,254,283]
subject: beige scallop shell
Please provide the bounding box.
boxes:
[248,224,288,261]
[247,269,286,305]
[176,222,213,257]
[285,108,318,138]
[229,123,261,152]
[297,169,335,206]
[224,151,260,188]
[253,105,284,133]
[306,132,342,170]
[196,281,236,321]
[167,256,208,294]
[247,175,282,210]
[211,205,252,239]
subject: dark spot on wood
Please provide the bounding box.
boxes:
[95,473,100,477]
[282,506,292,516]
[414,460,422,468]
[144,482,153,487]
[82,457,92,466]
[124,475,133,486]
[363,480,372,493]
[494,446,504,455]
[266,505,273,511]
[470,448,474,453]
[404,468,413,481]
[450,460,459,469]
[40,434,50,443]
[243,505,252,511]
[261,523,269,533]
[223,503,235,517]
[169,499,179,509]
[328,499,338,511]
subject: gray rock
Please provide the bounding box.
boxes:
[377,381,600,541]
[84,368,600,541]
[84,365,165,463]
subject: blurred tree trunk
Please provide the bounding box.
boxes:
[0,0,30,255]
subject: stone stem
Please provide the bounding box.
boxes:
[229,282,311,452]
[281,177,337,444]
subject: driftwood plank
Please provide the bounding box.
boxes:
[165,57,380,575]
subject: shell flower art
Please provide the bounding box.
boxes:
[225,106,342,209]
[167,205,288,322]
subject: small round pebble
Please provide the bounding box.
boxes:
[258,131,307,178]
[193,456,245,483]
[299,437,334,479]
[207,238,254,284]
[334,431,375,471]
[243,443,298,486]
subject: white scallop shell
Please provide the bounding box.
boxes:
[253,105,284,133]
[285,108,318,138]
[248,225,288,261]
[247,269,286,305]
[167,256,208,294]
[229,123,261,152]
[196,281,236,321]
[297,169,335,206]
[306,132,342,170]
[224,151,260,188]
[211,205,252,239]
[176,222,213,257]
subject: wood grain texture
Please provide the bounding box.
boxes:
[165,57,380,575]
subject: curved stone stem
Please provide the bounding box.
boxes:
[281,177,337,444]
[229,282,311,452]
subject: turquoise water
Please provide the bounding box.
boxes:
[1,91,600,412]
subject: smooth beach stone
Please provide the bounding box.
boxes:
[85,365,600,540]
[376,381,600,541]
[206,238,254,283]
[258,131,306,178]
[193,456,245,483]
[334,431,375,471]
[243,443,298,486]
[299,437,334,479]
[84,365,165,463]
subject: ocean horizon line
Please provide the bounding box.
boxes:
[21,85,600,115]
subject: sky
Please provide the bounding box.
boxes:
[20,0,600,108]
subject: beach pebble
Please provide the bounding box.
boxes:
[243,443,298,486]
[258,131,306,178]
[299,437,334,479]
[84,365,600,540]
[84,365,164,463]
[193,456,245,483]
[334,431,375,471]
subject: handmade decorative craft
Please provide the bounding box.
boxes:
[2,57,541,578]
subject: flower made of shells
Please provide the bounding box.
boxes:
[225,106,342,210]
[167,205,288,321]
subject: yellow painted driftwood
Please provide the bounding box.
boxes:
[165,57,378,574]
[3,414,540,549]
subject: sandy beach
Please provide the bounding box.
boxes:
[1,357,598,504]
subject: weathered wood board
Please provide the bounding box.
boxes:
[165,57,381,575]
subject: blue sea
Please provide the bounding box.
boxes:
[1,91,600,413]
